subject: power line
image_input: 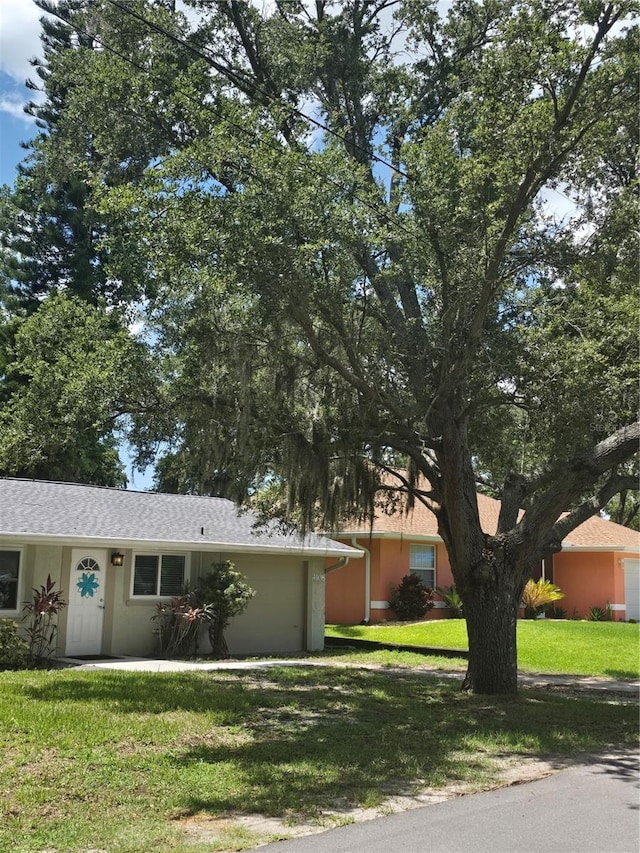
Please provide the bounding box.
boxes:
[42,3,419,241]
[103,0,412,181]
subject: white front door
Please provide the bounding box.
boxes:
[623,559,640,622]
[65,549,107,656]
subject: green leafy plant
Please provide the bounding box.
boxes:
[436,585,464,618]
[521,579,564,619]
[389,574,435,621]
[152,586,214,658]
[0,618,30,671]
[197,562,255,659]
[22,574,67,664]
[588,606,607,622]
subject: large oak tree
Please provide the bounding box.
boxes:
[9,0,640,692]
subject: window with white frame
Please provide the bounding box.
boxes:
[132,554,186,597]
[0,549,21,611]
[410,544,435,589]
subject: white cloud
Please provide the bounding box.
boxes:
[0,92,32,121]
[0,0,45,82]
[537,186,578,226]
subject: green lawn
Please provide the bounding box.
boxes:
[0,665,637,853]
[326,619,640,680]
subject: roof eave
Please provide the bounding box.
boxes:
[0,532,363,558]
[332,531,640,553]
[330,531,443,543]
[559,544,640,553]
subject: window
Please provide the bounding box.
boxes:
[410,544,435,589]
[132,554,186,597]
[0,550,21,611]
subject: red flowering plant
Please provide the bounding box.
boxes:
[22,574,67,665]
[152,587,214,658]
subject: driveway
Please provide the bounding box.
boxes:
[257,751,640,853]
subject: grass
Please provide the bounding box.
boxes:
[1,664,638,853]
[326,619,640,680]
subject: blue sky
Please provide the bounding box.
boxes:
[0,0,43,187]
[0,1,157,489]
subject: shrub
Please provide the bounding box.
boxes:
[0,618,30,671]
[436,585,464,618]
[152,563,255,659]
[22,575,67,664]
[152,586,214,658]
[389,573,435,621]
[197,562,255,658]
[521,578,564,619]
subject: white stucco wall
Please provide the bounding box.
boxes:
[104,548,326,657]
[0,543,66,652]
[8,542,329,659]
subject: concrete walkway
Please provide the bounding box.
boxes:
[61,655,640,696]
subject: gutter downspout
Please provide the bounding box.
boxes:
[353,536,371,624]
[325,556,350,575]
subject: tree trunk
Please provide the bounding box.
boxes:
[434,405,524,693]
[208,617,230,659]
[462,576,520,694]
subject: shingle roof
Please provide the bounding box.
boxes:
[561,512,640,550]
[0,478,359,557]
[337,490,640,551]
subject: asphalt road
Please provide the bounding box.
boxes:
[258,751,640,853]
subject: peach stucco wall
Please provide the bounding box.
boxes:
[325,537,455,624]
[326,537,639,625]
[325,551,368,625]
[552,550,620,620]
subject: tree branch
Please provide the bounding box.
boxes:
[545,472,640,550]
[518,422,640,546]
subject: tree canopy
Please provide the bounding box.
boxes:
[0,294,153,485]
[1,0,638,692]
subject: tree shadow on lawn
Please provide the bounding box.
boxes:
[20,670,263,716]
[603,668,640,682]
[19,668,638,819]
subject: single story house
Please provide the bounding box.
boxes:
[326,490,640,623]
[0,478,361,659]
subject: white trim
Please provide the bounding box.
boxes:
[0,532,359,559]
[0,544,24,617]
[371,600,390,609]
[559,545,639,552]
[607,603,626,611]
[333,531,443,544]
